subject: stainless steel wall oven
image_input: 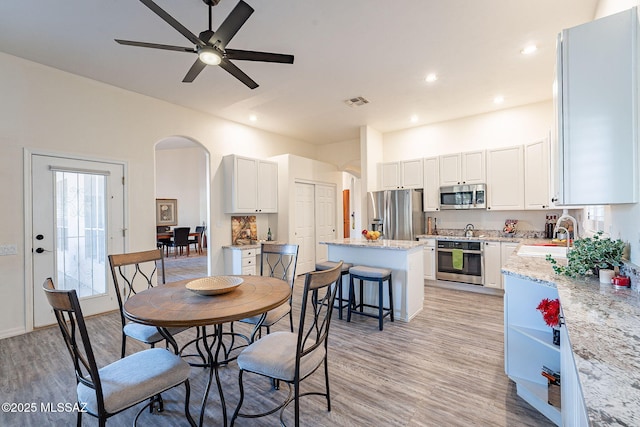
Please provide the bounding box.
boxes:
[436,240,484,285]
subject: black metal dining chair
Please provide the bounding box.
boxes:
[239,243,299,335]
[108,248,188,358]
[43,278,195,427]
[230,261,343,426]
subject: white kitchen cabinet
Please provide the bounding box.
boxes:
[439,150,485,186]
[419,238,436,280]
[504,274,561,426]
[483,241,501,288]
[223,246,261,275]
[380,159,424,189]
[223,154,278,213]
[554,7,639,205]
[423,157,440,211]
[560,316,589,427]
[500,242,519,288]
[524,139,551,210]
[487,145,524,211]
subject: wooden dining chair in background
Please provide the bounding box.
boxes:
[189,225,205,254]
[165,227,191,257]
[43,278,195,426]
[108,249,188,358]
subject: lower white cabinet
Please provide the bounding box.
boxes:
[419,238,436,280]
[560,317,589,427]
[504,274,561,426]
[483,241,518,289]
[500,242,519,288]
[223,246,261,275]
[483,241,502,288]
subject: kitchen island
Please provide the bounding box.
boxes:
[320,238,425,322]
[502,243,640,426]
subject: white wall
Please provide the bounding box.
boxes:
[0,52,318,338]
[155,147,208,228]
[595,0,639,18]
[383,101,553,160]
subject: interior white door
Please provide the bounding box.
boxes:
[294,182,315,274]
[31,154,125,328]
[315,184,336,263]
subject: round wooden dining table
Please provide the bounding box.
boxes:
[123,275,291,427]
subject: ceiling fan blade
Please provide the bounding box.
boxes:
[225,49,294,64]
[219,58,258,89]
[183,59,207,83]
[210,0,254,48]
[115,39,195,53]
[139,0,204,46]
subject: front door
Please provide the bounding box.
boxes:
[31,154,125,327]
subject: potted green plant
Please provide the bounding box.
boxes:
[546,232,625,278]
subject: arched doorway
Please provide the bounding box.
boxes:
[155,136,210,281]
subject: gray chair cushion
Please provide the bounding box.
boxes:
[315,261,353,272]
[349,265,392,278]
[123,322,187,344]
[77,348,191,414]
[237,331,325,382]
[240,302,290,327]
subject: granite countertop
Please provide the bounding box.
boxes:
[320,238,426,250]
[222,241,285,250]
[503,243,640,426]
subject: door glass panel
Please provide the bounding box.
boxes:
[55,171,107,297]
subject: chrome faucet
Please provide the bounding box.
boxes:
[553,209,578,249]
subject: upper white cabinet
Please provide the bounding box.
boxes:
[381,159,424,189]
[486,146,524,211]
[554,7,639,205]
[524,139,550,210]
[223,154,278,213]
[423,157,440,211]
[439,150,485,186]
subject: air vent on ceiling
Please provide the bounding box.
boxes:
[344,96,370,107]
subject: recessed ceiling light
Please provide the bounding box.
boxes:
[410,115,419,123]
[425,73,438,83]
[249,114,257,122]
[493,96,504,104]
[521,45,537,55]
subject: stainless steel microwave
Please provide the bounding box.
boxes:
[439,184,486,210]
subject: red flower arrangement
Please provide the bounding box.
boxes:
[536,298,560,327]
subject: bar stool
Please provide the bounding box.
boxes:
[315,260,352,320]
[347,265,394,330]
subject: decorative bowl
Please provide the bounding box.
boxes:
[186,276,243,296]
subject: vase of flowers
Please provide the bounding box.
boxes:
[536,298,560,346]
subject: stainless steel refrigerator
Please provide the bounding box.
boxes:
[367,189,424,240]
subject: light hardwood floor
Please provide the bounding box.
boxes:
[0,256,553,426]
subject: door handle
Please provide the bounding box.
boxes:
[34,248,51,254]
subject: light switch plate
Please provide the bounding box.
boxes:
[0,244,18,256]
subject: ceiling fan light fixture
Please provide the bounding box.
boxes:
[198,47,221,65]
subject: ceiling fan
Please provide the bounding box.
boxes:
[115,0,294,89]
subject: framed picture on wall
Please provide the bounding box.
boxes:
[156,198,177,226]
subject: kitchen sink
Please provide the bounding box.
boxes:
[517,245,567,259]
